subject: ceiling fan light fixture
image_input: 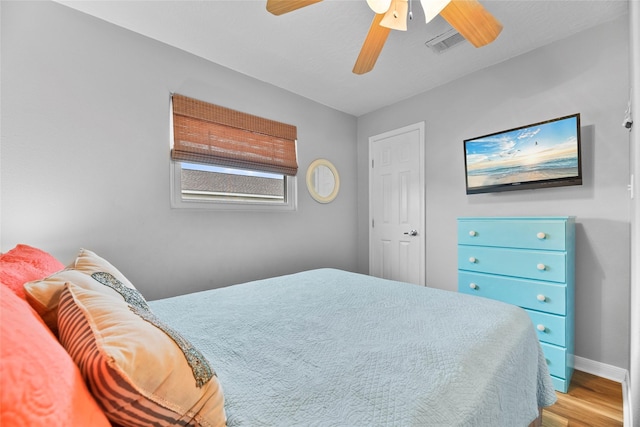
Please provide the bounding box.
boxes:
[380,0,408,31]
[366,0,392,14]
[420,0,451,23]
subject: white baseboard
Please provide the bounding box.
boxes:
[573,356,631,426]
[574,355,628,382]
[622,371,633,427]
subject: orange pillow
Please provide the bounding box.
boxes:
[0,285,111,427]
[0,244,64,300]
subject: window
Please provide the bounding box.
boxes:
[171,162,297,210]
[170,94,298,211]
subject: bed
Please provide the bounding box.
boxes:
[1,245,557,427]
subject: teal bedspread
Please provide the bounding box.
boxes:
[149,268,556,426]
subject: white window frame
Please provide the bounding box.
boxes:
[170,161,297,211]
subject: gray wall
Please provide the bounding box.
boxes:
[0,1,359,300]
[357,17,631,371]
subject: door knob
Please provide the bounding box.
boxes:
[404,229,418,236]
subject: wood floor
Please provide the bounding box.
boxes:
[542,370,624,427]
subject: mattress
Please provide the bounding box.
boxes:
[149,268,557,426]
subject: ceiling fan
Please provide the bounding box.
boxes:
[265,0,503,75]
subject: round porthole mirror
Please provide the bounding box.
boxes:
[306,159,340,203]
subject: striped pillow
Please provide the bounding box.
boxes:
[57,283,226,427]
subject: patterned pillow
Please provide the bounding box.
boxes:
[57,282,226,427]
[0,285,111,427]
[0,244,65,300]
[24,248,139,334]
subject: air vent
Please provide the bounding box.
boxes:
[425,28,465,54]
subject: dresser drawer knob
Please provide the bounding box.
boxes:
[469,283,478,290]
[537,232,547,240]
[536,294,547,302]
[537,263,546,271]
[469,230,477,237]
[469,257,477,263]
[536,324,546,332]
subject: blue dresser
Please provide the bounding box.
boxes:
[457,216,575,393]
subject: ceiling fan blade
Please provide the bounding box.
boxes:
[353,14,391,75]
[439,0,502,48]
[266,0,323,16]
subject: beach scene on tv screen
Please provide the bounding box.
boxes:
[465,116,579,190]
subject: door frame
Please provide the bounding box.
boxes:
[368,121,426,285]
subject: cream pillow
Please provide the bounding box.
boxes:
[57,282,226,427]
[23,248,138,334]
[70,248,136,287]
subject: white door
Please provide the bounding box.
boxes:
[369,122,425,286]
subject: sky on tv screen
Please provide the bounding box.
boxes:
[465,116,579,188]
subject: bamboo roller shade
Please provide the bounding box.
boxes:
[171,94,298,176]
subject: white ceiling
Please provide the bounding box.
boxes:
[55,0,628,116]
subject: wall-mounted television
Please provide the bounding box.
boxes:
[464,113,582,195]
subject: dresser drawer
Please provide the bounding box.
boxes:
[540,342,568,380]
[458,246,567,283]
[550,376,568,393]
[458,219,568,250]
[458,271,566,315]
[525,309,566,347]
